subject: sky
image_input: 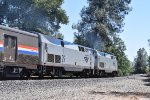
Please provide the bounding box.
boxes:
[60,0,150,61]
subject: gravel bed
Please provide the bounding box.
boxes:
[0,74,150,100]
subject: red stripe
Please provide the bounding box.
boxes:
[0,41,3,44]
[0,40,38,51]
[18,45,38,51]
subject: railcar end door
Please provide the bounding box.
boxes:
[3,35,17,62]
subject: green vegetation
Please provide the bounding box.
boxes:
[74,0,132,76]
[134,48,149,74]
[53,33,64,40]
[0,0,68,35]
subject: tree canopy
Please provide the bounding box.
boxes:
[0,0,69,35]
[74,0,131,51]
[134,48,149,73]
[53,33,64,40]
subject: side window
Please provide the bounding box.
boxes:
[4,35,17,48]
[99,62,105,68]
[4,35,9,47]
[61,41,64,47]
[78,46,81,51]
[104,53,106,56]
[11,37,16,48]
[78,46,85,52]
[81,47,85,52]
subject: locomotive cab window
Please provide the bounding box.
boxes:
[61,41,64,47]
[104,53,106,56]
[78,46,81,51]
[81,47,85,52]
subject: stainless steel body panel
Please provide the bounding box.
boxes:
[38,34,94,72]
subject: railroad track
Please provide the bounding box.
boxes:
[0,75,112,81]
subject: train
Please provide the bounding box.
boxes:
[0,25,118,78]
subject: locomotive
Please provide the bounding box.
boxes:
[0,25,118,78]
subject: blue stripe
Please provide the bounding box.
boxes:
[0,47,38,56]
[0,47,3,51]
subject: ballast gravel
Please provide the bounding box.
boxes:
[0,74,150,100]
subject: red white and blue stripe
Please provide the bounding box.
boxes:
[18,45,38,56]
[0,41,38,56]
[0,41,3,51]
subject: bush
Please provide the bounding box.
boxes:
[118,69,123,77]
[142,66,149,74]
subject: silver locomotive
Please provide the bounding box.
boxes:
[0,25,118,78]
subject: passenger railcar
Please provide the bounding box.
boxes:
[0,25,118,78]
[0,25,39,78]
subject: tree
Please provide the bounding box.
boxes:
[148,56,150,70]
[53,33,64,40]
[74,33,89,46]
[74,0,131,51]
[148,39,150,71]
[0,0,69,35]
[134,48,148,73]
[73,0,132,76]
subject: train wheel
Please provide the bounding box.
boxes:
[19,68,30,79]
[58,69,63,77]
[39,73,43,78]
[99,70,105,77]
[112,71,118,77]
[19,70,24,79]
[99,71,103,77]
[81,70,87,78]
[89,70,94,78]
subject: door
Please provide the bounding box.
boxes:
[3,35,17,62]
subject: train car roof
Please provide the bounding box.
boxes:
[39,33,115,56]
[41,34,73,45]
[39,34,95,51]
[0,25,38,37]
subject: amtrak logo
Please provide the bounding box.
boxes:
[84,55,89,63]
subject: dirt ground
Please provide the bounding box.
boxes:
[0,74,150,100]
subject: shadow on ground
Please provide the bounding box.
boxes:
[90,91,150,99]
[142,74,150,86]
